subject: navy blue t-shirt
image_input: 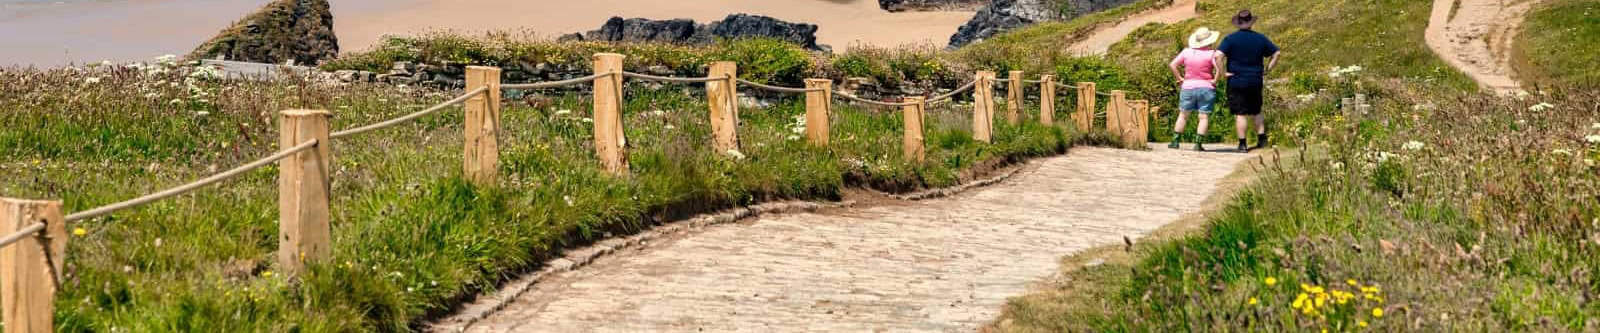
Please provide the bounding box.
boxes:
[1217,29,1279,88]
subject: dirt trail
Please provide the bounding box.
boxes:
[1067,0,1198,56]
[1426,0,1539,93]
[437,145,1254,332]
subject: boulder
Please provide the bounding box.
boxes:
[561,14,827,51]
[947,0,1138,48]
[189,0,339,65]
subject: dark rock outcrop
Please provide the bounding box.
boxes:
[947,0,1137,48]
[560,14,828,51]
[878,0,987,12]
[190,0,339,65]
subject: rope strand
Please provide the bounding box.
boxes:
[331,87,487,139]
[0,222,45,248]
[64,140,321,222]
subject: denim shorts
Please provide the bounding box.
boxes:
[1179,88,1216,113]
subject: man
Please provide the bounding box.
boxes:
[1217,10,1281,151]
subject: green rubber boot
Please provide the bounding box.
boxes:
[1168,132,1183,149]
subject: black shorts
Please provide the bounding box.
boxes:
[1227,85,1264,115]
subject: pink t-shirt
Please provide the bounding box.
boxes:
[1170,48,1219,90]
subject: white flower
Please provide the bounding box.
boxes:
[581,118,593,123]
[1402,140,1425,151]
[1296,93,1315,102]
[650,110,666,116]
[144,92,159,99]
[725,149,746,160]
[1330,161,1344,170]
[663,124,676,130]
[1553,148,1573,156]
[790,126,805,134]
[1529,103,1554,112]
[1328,65,1363,78]
[98,60,113,67]
[155,54,178,65]
[84,77,101,84]
[786,135,800,141]
[554,109,572,116]
[188,65,222,80]
[1412,103,1436,111]
[1586,135,1600,144]
[168,99,184,105]
[1590,123,1600,130]
[1374,151,1396,163]
[195,111,210,116]
[563,195,574,207]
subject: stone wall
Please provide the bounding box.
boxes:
[560,14,829,52]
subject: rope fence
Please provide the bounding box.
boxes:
[2,55,1157,333]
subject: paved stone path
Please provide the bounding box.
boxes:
[461,146,1252,332]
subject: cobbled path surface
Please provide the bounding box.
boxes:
[464,146,1252,332]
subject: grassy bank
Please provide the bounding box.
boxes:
[989,0,1600,330]
[1515,0,1600,88]
[0,60,1086,330]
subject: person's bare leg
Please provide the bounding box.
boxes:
[1173,111,1190,134]
[1253,114,1268,149]
[1170,111,1191,148]
[1235,115,1248,141]
[1195,113,1211,150]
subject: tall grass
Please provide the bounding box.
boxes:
[0,59,1088,330]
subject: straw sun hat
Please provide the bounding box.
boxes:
[1187,27,1220,49]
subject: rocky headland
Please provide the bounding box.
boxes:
[189,0,339,65]
[947,0,1139,48]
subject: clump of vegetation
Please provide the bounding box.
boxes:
[0,54,1089,329]
[1516,0,1600,88]
[989,0,1600,330]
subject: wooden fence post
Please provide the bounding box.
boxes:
[706,61,740,153]
[1039,74,1055,125]
[1,198,64,333]
[1107,90,1127,142]
[1077,82,1096,131]
[902,97,926,163]
[278,109,331,276]
[1006,70,1023,125]
[804,79,832,146]
[1127,100,1148,147]
[592,53,629,175]
[464,66,501,186]
[973,71,995,143]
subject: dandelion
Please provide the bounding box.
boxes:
[1358,320,1369,327]
[1248,297,1259,305]
[72,227,86,236]
[1264,277,1277,286]
[1529,103,1554,112]
[261,271,274,278]
[1585,135,1600,144]
[1371,307,1384,318]
[1402,141,1425,151]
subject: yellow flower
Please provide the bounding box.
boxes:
[1248,297,1259,305]
[1372,307,1385,318]
[262,271,274,278]
[1358,320,1369,327]
[1347,279,1358,286]
[1264,277,1278,286]
[72,227,86,236]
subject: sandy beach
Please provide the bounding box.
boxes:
[0,0,973,67]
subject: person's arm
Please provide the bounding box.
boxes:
[1169,54,1186,84]
[1212,51,1225,84]
[1266,51,1281,74]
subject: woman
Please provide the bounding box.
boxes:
[1167,27,1223,151]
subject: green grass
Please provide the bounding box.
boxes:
[1516,0,1600,88]
[0,61,1093,330]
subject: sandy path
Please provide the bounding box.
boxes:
[1067,0,1198,56]
[1425,0,1539,93]
[442,145,1253,332]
